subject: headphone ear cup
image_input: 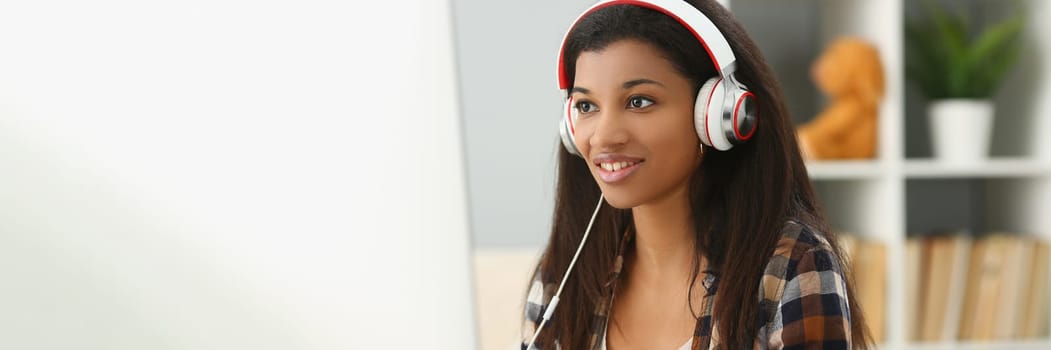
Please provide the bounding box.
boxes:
[559,97,582,157]
[730,89,758,142]
[695,77,731,151]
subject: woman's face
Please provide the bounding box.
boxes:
[571,39,702,209]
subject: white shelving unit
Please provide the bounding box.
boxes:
[728,0,1051,349]
[903,339,1051,350]
[904,158,1051,178]
[807,160,886,180]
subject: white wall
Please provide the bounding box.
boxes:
[0,1,476,349]
[452,0,592,248]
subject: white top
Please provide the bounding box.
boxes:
[597,291,694,350]
[598,325,693,350]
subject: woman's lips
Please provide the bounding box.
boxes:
[596,160,643,183]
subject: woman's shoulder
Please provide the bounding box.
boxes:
[521,262,555,348]
[524,263,553,321]
[760,219,849,303]
[773,219,837,258]
[757,219,853,347]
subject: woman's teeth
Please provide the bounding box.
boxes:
[600,161,638,171]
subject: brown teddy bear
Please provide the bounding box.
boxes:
[797,37,885,160]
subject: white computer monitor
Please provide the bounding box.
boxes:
[0,1,477,349]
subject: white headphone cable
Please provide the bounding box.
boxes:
[526,193,604,349]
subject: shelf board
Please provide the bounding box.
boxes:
[904,158,1051,179]
[806,160,885,180]
[903,339,1051,350]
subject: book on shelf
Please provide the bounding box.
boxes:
[907,233,1051,342]
[918,234,971,342]
[1022,242,1051,338]
[995,236,1034,339]
[837,233,886,343]
[961,234,1009,340]
[905,238,923,341]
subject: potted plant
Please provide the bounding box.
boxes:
[905,1,1025,164]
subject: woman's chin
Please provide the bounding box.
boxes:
[600,191,642,209]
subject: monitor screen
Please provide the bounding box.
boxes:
[0,1,477,349]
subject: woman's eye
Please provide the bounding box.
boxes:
[575,101,597,113]
[628,96,654,109]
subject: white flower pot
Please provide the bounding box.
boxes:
[928,99,994,164]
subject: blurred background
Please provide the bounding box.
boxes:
[457,0,1051,349]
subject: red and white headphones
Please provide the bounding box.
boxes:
[557,0,758,157]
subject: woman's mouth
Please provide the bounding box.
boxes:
[595,160,644,183]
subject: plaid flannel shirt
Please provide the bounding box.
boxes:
[521,220,853,350]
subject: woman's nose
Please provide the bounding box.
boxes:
[585,111,629,152]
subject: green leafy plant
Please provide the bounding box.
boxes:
[905,1,1025,99]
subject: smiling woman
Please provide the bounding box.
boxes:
[571,39,703,208]
[521,1,872,349]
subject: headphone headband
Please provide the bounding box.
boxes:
[556,0,737,95]
[555,0,757,154]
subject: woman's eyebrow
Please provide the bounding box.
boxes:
[571,79,663,95]
[623,78,664,89]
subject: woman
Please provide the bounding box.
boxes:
[520,0,873,349]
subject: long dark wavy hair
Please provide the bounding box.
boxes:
[527,1,872,349]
